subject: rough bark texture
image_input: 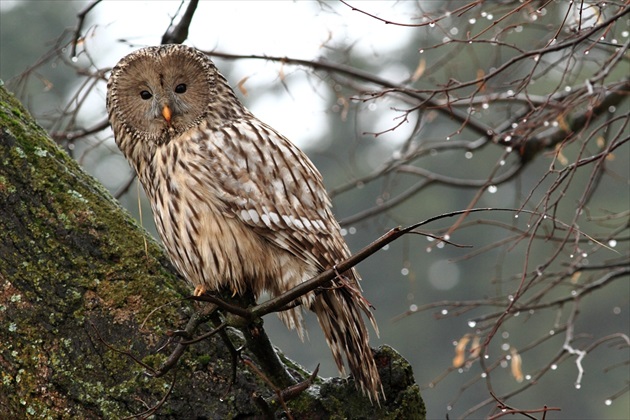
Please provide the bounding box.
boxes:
[0,86,424,419]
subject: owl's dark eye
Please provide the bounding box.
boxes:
[175,84,187,94]
[140,90,152,100]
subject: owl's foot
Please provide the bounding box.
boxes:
[193,285,207,296]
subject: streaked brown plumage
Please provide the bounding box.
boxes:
[106,44,382,402]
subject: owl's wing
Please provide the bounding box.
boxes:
[199,117,348,272]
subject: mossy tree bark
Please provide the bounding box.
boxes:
[0,86,424,419]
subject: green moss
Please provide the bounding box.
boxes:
[0,85,193,417]
[196,354,212,368]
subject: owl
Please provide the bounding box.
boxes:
[106,44,382,402]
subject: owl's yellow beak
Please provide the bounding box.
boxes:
[162,104,172,125]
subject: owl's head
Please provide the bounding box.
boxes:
[107,44,241,145]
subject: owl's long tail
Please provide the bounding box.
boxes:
[311,277,384,403]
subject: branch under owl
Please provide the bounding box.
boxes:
[188,217,451,320]
[192,206,597,331]
[191,207,557,323]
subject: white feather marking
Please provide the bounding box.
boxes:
[301,217,312,229]
[240,209,251,221]
[248,209,260,224]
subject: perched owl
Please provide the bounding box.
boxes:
[106,44,382,402]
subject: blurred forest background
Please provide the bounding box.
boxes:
[1,1,628,418]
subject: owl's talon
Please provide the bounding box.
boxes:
[193,285,207,297]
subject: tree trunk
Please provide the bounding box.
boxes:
[0,86,424,419]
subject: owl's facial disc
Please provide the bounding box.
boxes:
[112,49,212,143]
